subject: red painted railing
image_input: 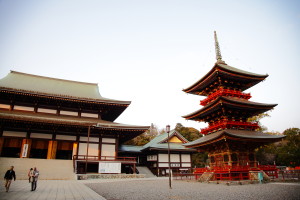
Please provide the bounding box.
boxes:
[200,88,251,106]
[193,165,278,180]
[176,166,299,181]
[200,120,259,135]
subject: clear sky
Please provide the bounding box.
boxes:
[0,0,299,133]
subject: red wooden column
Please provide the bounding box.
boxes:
[47,140,57,159]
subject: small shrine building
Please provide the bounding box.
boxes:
[119,130,196,176]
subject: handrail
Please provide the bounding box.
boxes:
[73,155,136,162]
[200,120,259,135]
[200,88,251,106]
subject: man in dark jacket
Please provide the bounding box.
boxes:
[4,166,16,192]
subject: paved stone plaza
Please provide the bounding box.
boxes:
[87,179,300,200]
[0,180,104,200]
[1,178,299,200]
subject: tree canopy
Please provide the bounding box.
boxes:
[256,128,300,167]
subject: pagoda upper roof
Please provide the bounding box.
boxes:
[183,63,268,95]
[0,71,130,105]
[182,96,277,121]
[183,129,285,148]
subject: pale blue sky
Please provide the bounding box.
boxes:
[0,0,299,133]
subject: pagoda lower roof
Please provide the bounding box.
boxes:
[183,129,285,148]
[0,71,130,105]
[0,109,149,131]
[183,63,268,95]
[182,96,277,121]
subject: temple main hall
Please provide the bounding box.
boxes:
[0,71,149,178]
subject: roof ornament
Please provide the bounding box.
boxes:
[214,31,226,64]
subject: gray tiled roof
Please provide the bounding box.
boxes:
[184,129,285,147]
[141,130,195,151]
[183,96,277,120]
[0,71,130,104]
[183,63,268,94]
[0,110,149,130]
[119,145,144,152]
[218,64,267,77]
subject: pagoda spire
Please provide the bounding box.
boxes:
[214,31,226,64]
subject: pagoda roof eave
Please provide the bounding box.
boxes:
[183,129,285,148]
[182,96,277,121]
[183,63,268,95]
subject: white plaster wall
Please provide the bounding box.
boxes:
[80,136,99,142]
[101,144,115,159]
[3,131,26,137]
[78,143,99,156]
[170,154,180,162]
[30,133,52,139]
[102,138,116,143]
[181,154,191,162]
[182,163,192,167]
[56,135,76,141]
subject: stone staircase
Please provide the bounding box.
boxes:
[136,166,156,178]
[198,172,214,182]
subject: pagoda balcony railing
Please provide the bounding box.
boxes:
[200,88,251,106]
[200,120,259,135]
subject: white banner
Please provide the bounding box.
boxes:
[22,144,28,157]
[98,162,121,173]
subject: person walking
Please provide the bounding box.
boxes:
[28,168,33,183]
[29,168,34,191]
[31,167,39,191]
[4,166,16,192]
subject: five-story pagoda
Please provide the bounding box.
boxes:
[182,32,284,179]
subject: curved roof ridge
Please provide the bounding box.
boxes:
[0,70,130,104]
[10,70,98,86]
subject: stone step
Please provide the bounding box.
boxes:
[136,166,156,178]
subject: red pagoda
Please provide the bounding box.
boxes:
[182,32,284,180]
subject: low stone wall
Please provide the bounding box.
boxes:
[0,157,75,180]
[77,173,145,180]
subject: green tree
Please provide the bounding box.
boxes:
[255,128,300,167]
[276,128,300,167]
[175,123,207,167]
[247,112,271,132]
[175,123,201,142]
[124,124,158,146]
